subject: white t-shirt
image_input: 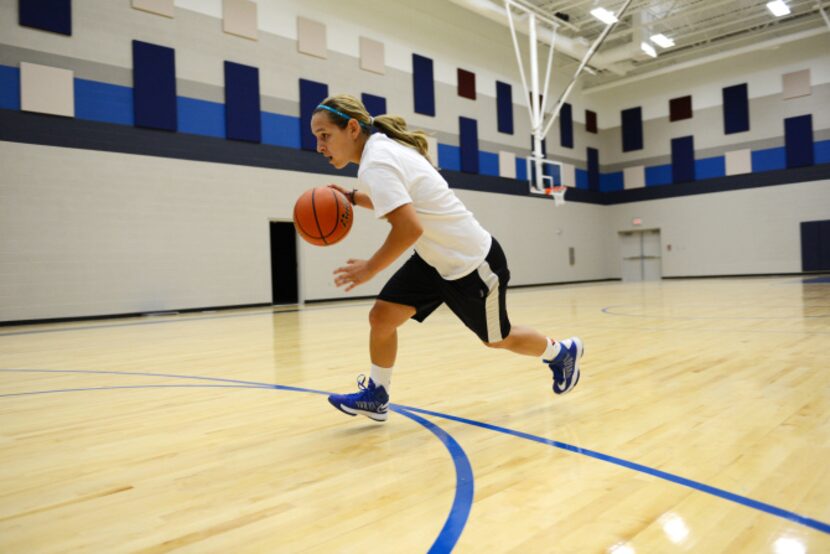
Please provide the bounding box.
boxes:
[357,133,492,280]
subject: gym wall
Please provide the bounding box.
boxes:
[0,0,828,323]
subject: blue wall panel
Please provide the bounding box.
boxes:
[361,93,386,117]
[621,107,643,152]
[20,0,71,35]
[544,163,561,186]
[815,140,830,165]
[723,83,749,134]
[0,65,21,110]
[299,78,328,151]
[645,164,672,186]
[224,61,260,143]
[177,97,224,138]
[515,158,527,181]
[671,136,695,183]
[751,147,786,172]
[412,54,435,116]
[132,40,177,131]
[496,81,513,134]
[479,151,499,176]
[785,114,814,168]
[560,102,573,148]
[459,117,479,174]
[438,143,460,171]
[262,112,300,148]
[600,172,624,192]
[575,169,588,190]
[74,79,133,125]
[587,147,599,191]
[695,156,726,180]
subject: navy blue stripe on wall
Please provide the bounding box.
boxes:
[621,107,643,152]
[785,114,814,168]
[361,93,386,117]
[4,110,830,206]
[19,0,71,35]
[560,102,573,148]
[496,81,513,134]
[132,40,177,132]
[723,83,749,134]
[299,79,328,151]
[224,61,261,143]
[459,117,479,174]
[587,147,599,191]
[672,136,696,183]
[412,54,435,116]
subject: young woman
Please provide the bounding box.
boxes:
[311,95,582,422]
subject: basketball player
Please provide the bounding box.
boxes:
[311,95,582,422]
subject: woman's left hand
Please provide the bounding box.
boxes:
[334,259,375,291]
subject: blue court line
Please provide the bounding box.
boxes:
[601,304,830,320]
[0,375,473,553]
[2,368,828,536]
[394,407,474,553]
[396,404,830,535]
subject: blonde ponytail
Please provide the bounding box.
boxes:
[314,94,431,160]
[371,115,430,159]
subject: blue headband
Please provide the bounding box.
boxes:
[316,104,374,129]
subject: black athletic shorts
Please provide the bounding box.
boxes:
[377,237,512,343]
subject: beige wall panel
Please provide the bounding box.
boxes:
[223,0,258,40]
[498,150,516,179]
[425,136,438,167]
[782,69,811,100]
[623,165,645,189]
[297,17,327,59]
[131,0,174,18]
[20,62,74,117]
[561,162,576,188]
[725,148,752,175]
[359,36,385,74]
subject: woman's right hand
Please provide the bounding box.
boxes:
[326,183,351,197]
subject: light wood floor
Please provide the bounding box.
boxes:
[1,277,828,553]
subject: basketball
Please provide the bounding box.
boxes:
[293,186,353,246]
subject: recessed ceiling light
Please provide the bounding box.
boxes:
[590,7,618,25]
[766,0,790,17]
[641,42,657,58]
[650,33,675,48]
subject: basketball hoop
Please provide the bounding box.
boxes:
[546,185,567,206]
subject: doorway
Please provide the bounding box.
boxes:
[270,221,298,304]
[619,229,662,281]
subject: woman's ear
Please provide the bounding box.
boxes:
[348,118,361,138]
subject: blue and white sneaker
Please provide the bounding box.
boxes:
[328,375,390,422]
[544,337,583,395]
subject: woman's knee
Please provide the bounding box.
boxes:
[484,336,511,349]
[369,301,414,333]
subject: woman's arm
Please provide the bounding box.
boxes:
[333,203,422,291]
[327,184,374,210]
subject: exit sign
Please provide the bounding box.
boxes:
[632,218,642,225]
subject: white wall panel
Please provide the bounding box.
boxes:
[20,62,74,117]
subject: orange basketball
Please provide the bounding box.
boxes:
[293,186,353,246]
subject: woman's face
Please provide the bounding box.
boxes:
[311,112,362,169]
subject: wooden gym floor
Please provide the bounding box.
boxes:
[1,277,828,553]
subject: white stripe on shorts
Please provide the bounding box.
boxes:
[477,260,503,343]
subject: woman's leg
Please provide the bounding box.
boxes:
[484,325,548,356]
[369,299,416,368]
